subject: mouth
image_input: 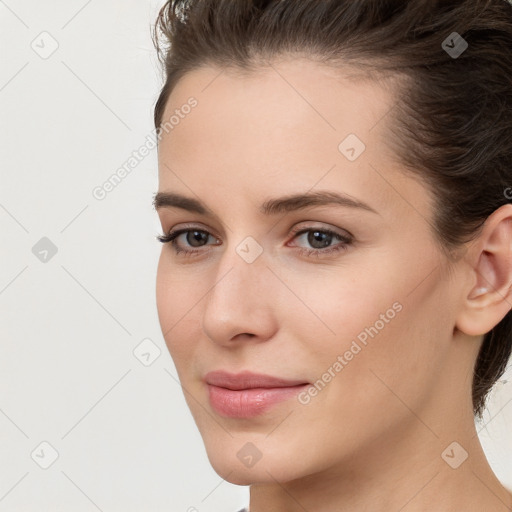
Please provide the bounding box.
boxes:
[204,370,311,418]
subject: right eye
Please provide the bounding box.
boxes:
[157,228,220,256]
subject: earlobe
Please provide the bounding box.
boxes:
[455,206,512,337]
[467,286,489,300]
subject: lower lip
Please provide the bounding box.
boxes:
[207,384,310,418]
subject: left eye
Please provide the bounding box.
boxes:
[291,228,349,250]
[156,226,353,258]
[287,227,353,257]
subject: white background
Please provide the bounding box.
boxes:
[0,1,510,511]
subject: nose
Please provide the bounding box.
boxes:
[201,241,278,346]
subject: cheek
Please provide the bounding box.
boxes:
[286,254,449,401]
[279,262,401,355]
[155,253,173,333]
[155,253,200,361]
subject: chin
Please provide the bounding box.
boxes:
[213,465,264,486]
[203,439,315,486]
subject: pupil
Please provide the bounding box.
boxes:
[309,231,331,248]
[188,231,207,247]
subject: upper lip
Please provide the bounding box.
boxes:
[204,370,309,390]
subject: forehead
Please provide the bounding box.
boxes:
[156,58,430,223]
[161,58,395,153]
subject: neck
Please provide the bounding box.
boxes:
[248,409,512,512]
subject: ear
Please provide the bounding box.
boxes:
[455,204,512,336]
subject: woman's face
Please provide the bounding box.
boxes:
[155,58,473,484]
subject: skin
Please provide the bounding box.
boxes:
[154,57,512,512]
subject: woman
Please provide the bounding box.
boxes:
[152,1,512,510]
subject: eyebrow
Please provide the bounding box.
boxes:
[152,190,379,217]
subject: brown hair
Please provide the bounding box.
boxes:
[152,0,512,419]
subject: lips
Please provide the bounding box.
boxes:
[204,370,310,418]
[204,370,309,390]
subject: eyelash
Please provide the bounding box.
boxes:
[156,225,353,259]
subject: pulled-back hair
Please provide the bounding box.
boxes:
[152,0,512,419]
